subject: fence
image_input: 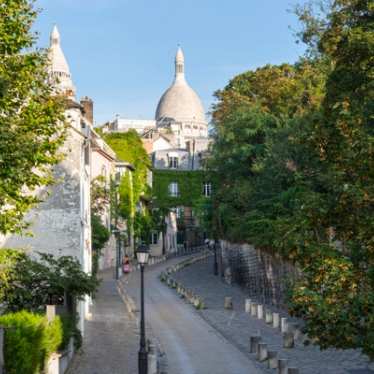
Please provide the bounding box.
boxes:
[166,245,207,259]
[221,241,299,309]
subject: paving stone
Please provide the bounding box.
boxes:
[173,257,373,374]
[66,270,138,374]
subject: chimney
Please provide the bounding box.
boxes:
[80,96,93,124]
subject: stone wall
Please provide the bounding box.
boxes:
[220,241,299,309]
[3,124,86,262]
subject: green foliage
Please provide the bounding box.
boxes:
[0,248,25,302]
[59,313,82,351]
[134,210,153,244]
[0,0,67,235]
[91,214,110,275]
[207,0,374,357]
[213,60,326,123]
[152,170,207,209]
[0,249,99,313]
[103,130,151,219]
[90,176,111,275]
[193,196,213,237]
[0,310,62,374]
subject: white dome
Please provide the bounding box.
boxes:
[155,47,206,124]
[48,25,76,99]
[49,25,71,76]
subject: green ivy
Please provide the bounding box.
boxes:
[103,130,151,215]
[152,170,209,209]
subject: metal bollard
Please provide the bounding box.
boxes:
[278,359,288,374]
[245,298,251,313]
[267,350,278,369]
[273,312,280,329]
[265,309,273,324]
[250,302,257,317]
[257,343,268,362]
[288,368,299,374]
[148,343,157,374]
[283,332,295,348]
[224,297,233,310]
[257,304,264,320]
[281,317,288,333]
[249,335,261,354]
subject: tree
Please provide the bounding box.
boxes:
[102,130,153,247]
[90,176,110,275]
[206,0,374,357]
[0,0,66,234]
[0,249,99,313]
[288,0,374,357]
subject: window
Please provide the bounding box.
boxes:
[203,182,212,197]
[168,156,179,169]
[169,182,179,197]
[151,232,158,245]
[84,144,90,166]
[175,207,184,219]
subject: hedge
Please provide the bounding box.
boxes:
[0,310,62,374]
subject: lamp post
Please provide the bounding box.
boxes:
[137,244,149,374]
[211,239,218,276]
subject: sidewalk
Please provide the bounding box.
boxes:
[173,256,373,374]
[67,270,139,374]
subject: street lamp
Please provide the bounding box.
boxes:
[210,239,218,276]
[137,244,149,374]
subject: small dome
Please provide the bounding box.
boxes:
[155,47,206,124]
[49,25,71,76]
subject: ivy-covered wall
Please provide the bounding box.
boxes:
[152,170,208,209]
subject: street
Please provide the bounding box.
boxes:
[122,257,264,374]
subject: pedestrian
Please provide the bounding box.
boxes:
[123,254,131,274]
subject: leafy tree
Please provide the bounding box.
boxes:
[207,105,279,241]
[0,249,99,313]
[207,0,373,357]
[102,130,155,248]
[287,0,374,357]
[91,214,110,275]
[0,0,66,234]
[213,60,325,124]
[90,176,110,274]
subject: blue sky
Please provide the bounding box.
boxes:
[34,0,306,125]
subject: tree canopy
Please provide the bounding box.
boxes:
[0,0,67,235]
[207,0,374,357]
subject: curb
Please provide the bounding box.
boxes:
[159,250,212,310]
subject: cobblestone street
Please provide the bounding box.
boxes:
[67,270,139,374]
[173,256,373,374]
[121,257,263,374]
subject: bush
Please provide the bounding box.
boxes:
[0,249,99,313]
[59,313,82,351]
[0,310,62,374]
